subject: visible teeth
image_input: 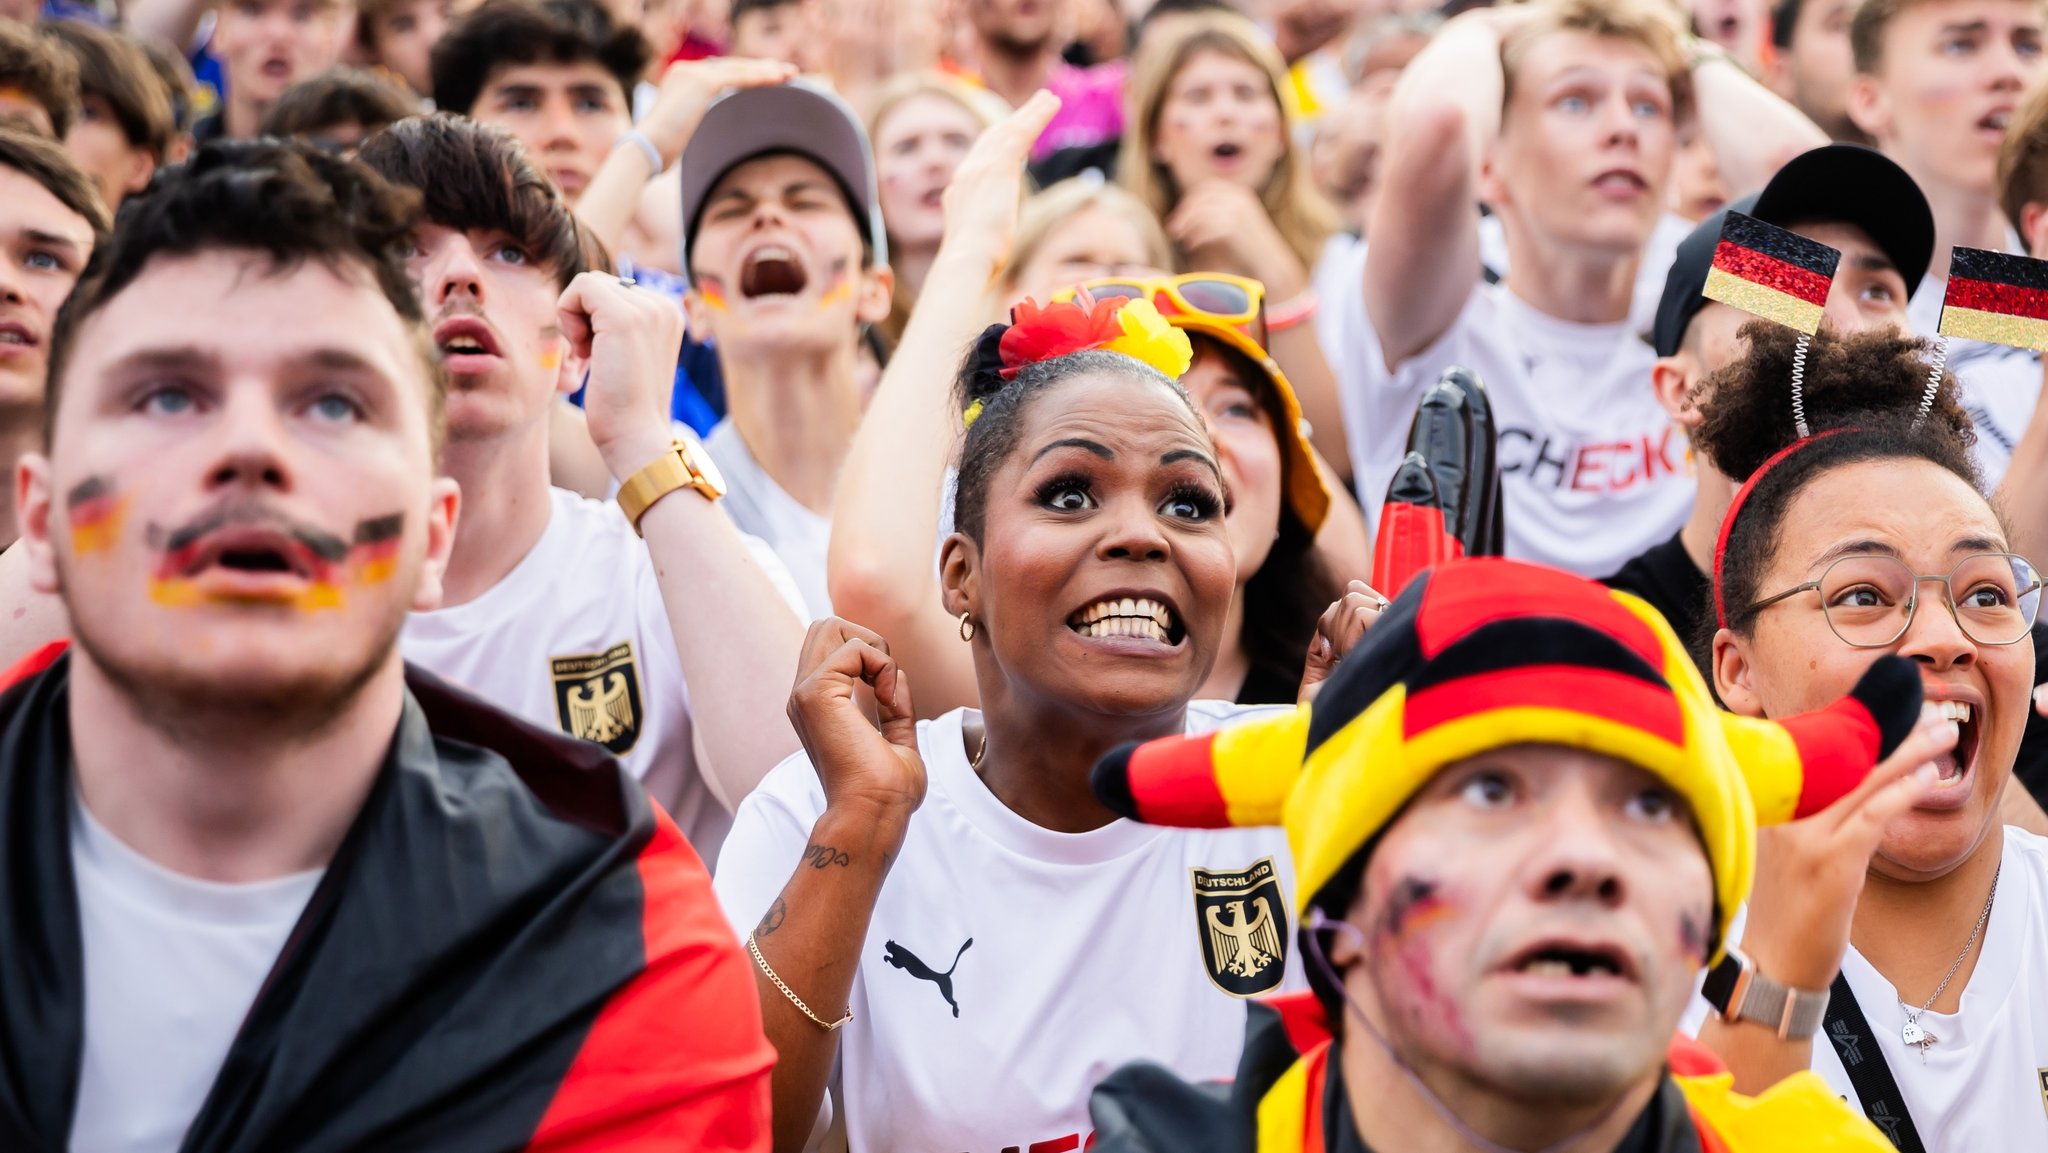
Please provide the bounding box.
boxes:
[1075,616,1169,643]
[1937,700,1973,723]
[0,331,24,345]
[1524,959,1574,978]
[443,336,484,353]
[750,246,793,264]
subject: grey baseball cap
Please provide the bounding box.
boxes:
[677,80,888,277]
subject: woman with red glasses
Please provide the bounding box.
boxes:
[831,96,1372,718]
[1688,323,2048,1150]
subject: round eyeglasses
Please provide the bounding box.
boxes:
[1746,552,2044,647]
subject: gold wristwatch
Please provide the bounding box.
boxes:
[616,434,727,535]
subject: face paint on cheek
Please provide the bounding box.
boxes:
[65,476,128,556]
[539,324,563,372]
[1377,875,1454,940]
[816,258,853,312]
[349,513,404,584]
[698,274,730,313]
[1678,904,1711,966]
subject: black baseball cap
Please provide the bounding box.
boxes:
[1652,144,1934,357]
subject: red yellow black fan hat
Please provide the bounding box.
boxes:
[1091,558,1923,957]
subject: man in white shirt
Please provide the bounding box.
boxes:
[1347,0,1828,578]
[0,137,771,1152]
[679,81,896,619]
[1849,0,2048,483]
[0,116,807,859]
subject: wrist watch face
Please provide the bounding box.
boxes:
[679,437,727,498]
[1701,950,1746,1012]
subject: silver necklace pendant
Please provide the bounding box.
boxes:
[1901,1017,1929,1047]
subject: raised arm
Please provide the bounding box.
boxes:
[826,91,1060,720]
[1997,361,2048,571]
[574,58,796,263]
[1363,8,1505,371]
[565,271,806,808]
[127,0,213,57]
[1688,45,1828,199]
[742,619,927,1153]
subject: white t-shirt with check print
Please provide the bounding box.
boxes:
[401,486,803,860]
[713,701,1303,1153]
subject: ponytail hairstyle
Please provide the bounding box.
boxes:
[1697,321,1981,640]
[951,295,1203,544]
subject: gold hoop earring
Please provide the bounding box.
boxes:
[958,611,975,642]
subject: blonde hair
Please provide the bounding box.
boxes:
[1119,12,1338,270]
[866,72,1010,343]
[999,175,1174,295]
[1500,0,1693,124]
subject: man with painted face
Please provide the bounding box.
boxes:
[0,116,809,863]
[1084,558,1947,1153]
[0,139,772,1150]
[680,80,895,619]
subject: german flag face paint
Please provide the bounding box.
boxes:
[65,476,127,557]
[350,513,403,585]
[1938,247,2048,351]
[1702,212,1841,336]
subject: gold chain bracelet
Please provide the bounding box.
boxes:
[747,932,853,1032]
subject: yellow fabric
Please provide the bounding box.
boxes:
[1253,1052,1311,1153]
[1103,298,1195,380]
[1212,705,1312,827]
[1205,586,1780,957]
[1675,1071,1899,1152]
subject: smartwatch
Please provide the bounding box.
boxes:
[1700,947,1830,1040]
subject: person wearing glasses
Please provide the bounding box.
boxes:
[1688,322,2048,1149]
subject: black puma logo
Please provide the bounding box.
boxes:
[883,938,973,1017]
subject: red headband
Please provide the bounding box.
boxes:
[1712,429,1852,628]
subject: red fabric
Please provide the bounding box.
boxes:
[1300,1041,1331,1153]
[0,641,68,693]
[1372,502,1459,602]
[1665,1033,1729,1077]
[525,807,774,1151]
[1269,990,1335,1056]
[1127,731,1230,827]
[1403,664,1687,746]
[1415,559,1663,670]
[999,296,1130,376]
[1944,276,2048,321]
[1711,242,1832,306]
[1778,694,1880,818]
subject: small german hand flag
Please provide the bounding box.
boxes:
[1703,213,1840,335]
[1938,247,2048,351]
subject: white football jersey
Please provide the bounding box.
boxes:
[403,487,802,859]
[714,702,1302,1153]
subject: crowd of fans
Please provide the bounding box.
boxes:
[2,0,2048,1146]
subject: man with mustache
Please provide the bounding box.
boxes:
[0,138,771,1150]
[0,116,808,862]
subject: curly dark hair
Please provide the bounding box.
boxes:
[428,0,649,118]
[1696,321,1982,637]
[45,139,438,446]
